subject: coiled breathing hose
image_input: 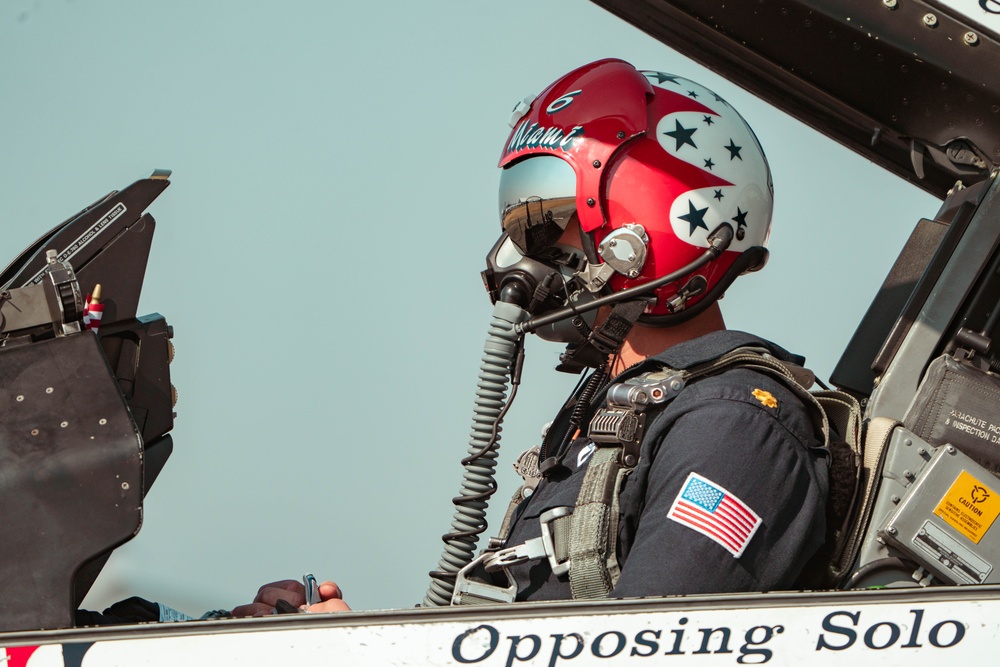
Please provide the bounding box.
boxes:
[423,299,529,607]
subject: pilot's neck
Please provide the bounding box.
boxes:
[611,302,726,376]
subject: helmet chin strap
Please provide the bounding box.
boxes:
[555,298,649,374]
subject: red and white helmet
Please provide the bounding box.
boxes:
[498,58,772,323]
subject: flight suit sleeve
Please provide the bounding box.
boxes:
[610,380,828,597]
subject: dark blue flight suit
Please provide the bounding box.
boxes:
[504,330,829,601]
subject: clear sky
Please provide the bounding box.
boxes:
[0,0,941,614]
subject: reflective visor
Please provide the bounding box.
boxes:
[498,156,578,256]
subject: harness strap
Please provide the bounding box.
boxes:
[564,347,832,599]
[494,446,542,544]
[456,346,841,604]
[557,300,648,373]
[567,446,629,598]
[839,416,899,575]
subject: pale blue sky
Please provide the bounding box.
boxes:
[0,0,940,613]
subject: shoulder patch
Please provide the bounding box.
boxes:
[751,388,778,408]
[667,472,762,557]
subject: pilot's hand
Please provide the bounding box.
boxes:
[231,579,350,617]
[304,581,351,613]
[232,579,306,617]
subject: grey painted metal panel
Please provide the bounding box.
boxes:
[589,0,1000,198]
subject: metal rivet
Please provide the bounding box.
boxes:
[609,239,617,247]
[904,470,915,480]
[586,198,596,207]
[628,254,636,262]
[903,439,912,446]
[628,269,639,278]
[523,487,533,498]
[60,421,68,428]
[947,445,957,454]
[616,131,626,140]
[964,31,979,46]
[923,13,938,27]
[121,482,130,490]
[891,495,901,504]
[99,418,107,426]
[45,387,53,394]
[592,160,601,168]
[624,455,637,467]
[886,526,898,536]
[882,0,897,8]
[15,395,24,402]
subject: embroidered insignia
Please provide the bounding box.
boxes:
[667,472,762,557]
[752,388,777,408]
[577,442,597,468]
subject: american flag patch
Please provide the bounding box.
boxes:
[667,472,762,558]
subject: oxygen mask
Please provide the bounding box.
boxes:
[481,234,600,343]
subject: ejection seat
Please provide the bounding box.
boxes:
[0,171,176,632]
[834,176,1000,589]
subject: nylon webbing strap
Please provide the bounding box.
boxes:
[591,300,649,354]
[747,362,825,440]
[457,593,505,606]
[496,447,543,543]
[683,349,830,443]
[558,300,647,371]
[563,346,833,600]
[812,389,864,584]
[839,416,899,573]
[479,346,839,603]
[814,391,862,451]
[567,446,627,599]
[496,487,527,544]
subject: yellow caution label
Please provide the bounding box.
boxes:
[934,470,1000,544]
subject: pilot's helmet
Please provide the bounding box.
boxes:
[497,58,772,323]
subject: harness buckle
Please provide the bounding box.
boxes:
[452,552,517,605]
[540,506,573,576]
[481,506,574,577]
[588,369,687,467]
[588,408,646,467]
[483,537,547,571]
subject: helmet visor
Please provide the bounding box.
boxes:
[499,156,577,256]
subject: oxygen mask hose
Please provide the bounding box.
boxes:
[423,298,530,607]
